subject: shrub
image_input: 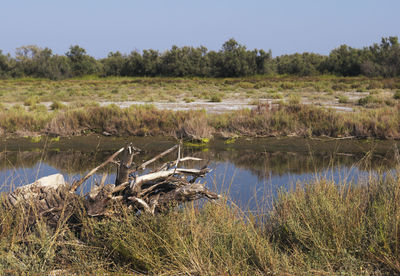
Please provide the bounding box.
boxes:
[280,82,295,90]
[23,96,39,107]
[50,100,66,110]
[30,104,48,112]
[367,81,382,90]
[393,90,400,99]
[210,94,222,102]
[338,95,349,103]
[332,83,347,91]
[288,94,301,104]
[385,99,396,106]
[358,95,377,106]
[238,82,254,89]
[270,93,283,99]
[183,97,194,103]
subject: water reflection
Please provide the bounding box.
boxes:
[0,136,398,209]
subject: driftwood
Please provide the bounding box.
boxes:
[3,143,220,227]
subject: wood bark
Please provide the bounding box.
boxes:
[3,143,220,227]
[115,143,138,186]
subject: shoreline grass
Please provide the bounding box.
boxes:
[1,102,400,140]
[1,170,400,274]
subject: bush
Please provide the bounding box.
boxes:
[358,95,377,106]
[332,83,348,91]
[270,92,283,99]
[393,90,400,99]
[23,96,39,107]
[210,94,222,102]
[288,94,301,104]
[29,104,47,112]
[50,100,66,110]
[183,97,194,103]
[238,81,254,89]
[338,95,349,103]
[385,99,396,106]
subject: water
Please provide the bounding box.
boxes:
[1,136,398,210]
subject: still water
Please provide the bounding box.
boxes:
[1,136,398,210]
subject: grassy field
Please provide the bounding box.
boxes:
[0,76,400,139]
[1,101,400,139]
[2,76,400,274]
[1,170,400,274]
[0,76,399,107]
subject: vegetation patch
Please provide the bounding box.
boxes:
[1,103,400,139]
[338,94,349,103]
[1,170,400,274]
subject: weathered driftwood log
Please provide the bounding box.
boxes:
[115,143,140,186]
[3,174,81,227]
[3,143,220,227]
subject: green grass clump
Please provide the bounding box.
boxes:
[358,95,379,106]
[29,104,47,112]
[338,95,349,103]
[238,81,255,89]
[393,90,400,99]
[270,92,283,99]
[23,96,39,107]
[288,94,301,104]
[50,100,66,110]
[210,94,222,102]
[183,97,194,103]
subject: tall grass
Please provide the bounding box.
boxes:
[1,169,400,274]
[1,103,400,139]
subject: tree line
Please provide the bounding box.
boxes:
[0,37,399,79]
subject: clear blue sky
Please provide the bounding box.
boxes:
[1,0,399,58]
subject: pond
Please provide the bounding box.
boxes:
[1,136,398,210]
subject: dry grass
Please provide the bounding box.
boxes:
[1,169,400,274]
[0,76,399,106]
[2,102,400,139]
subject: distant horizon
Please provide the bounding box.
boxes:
[1,0,399,58]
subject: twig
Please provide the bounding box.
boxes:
[70,147,124,192]
[131,144,179,173]
[155,157,202,172]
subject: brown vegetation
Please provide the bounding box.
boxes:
[1,166,400,274]
[1,102,400,139]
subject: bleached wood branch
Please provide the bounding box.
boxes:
[130,144,179,173]
[70,147,124,192]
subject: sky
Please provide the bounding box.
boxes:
[1,0,399,58]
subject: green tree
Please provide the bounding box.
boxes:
[66,45,99,76]
[255,49,273,75]
[122,50,144,76]
[101,51,126,76]
[142,49,161,76]
[325,45,363,76]
[0,50,14,78]
[217,38,255,77]
[14,45,71,79]
[276,52,326,76]
[160,45,210,76]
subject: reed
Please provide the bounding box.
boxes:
[1,102,400,139]
[1,168,400,274]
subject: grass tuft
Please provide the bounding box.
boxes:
[1,170,400,274]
